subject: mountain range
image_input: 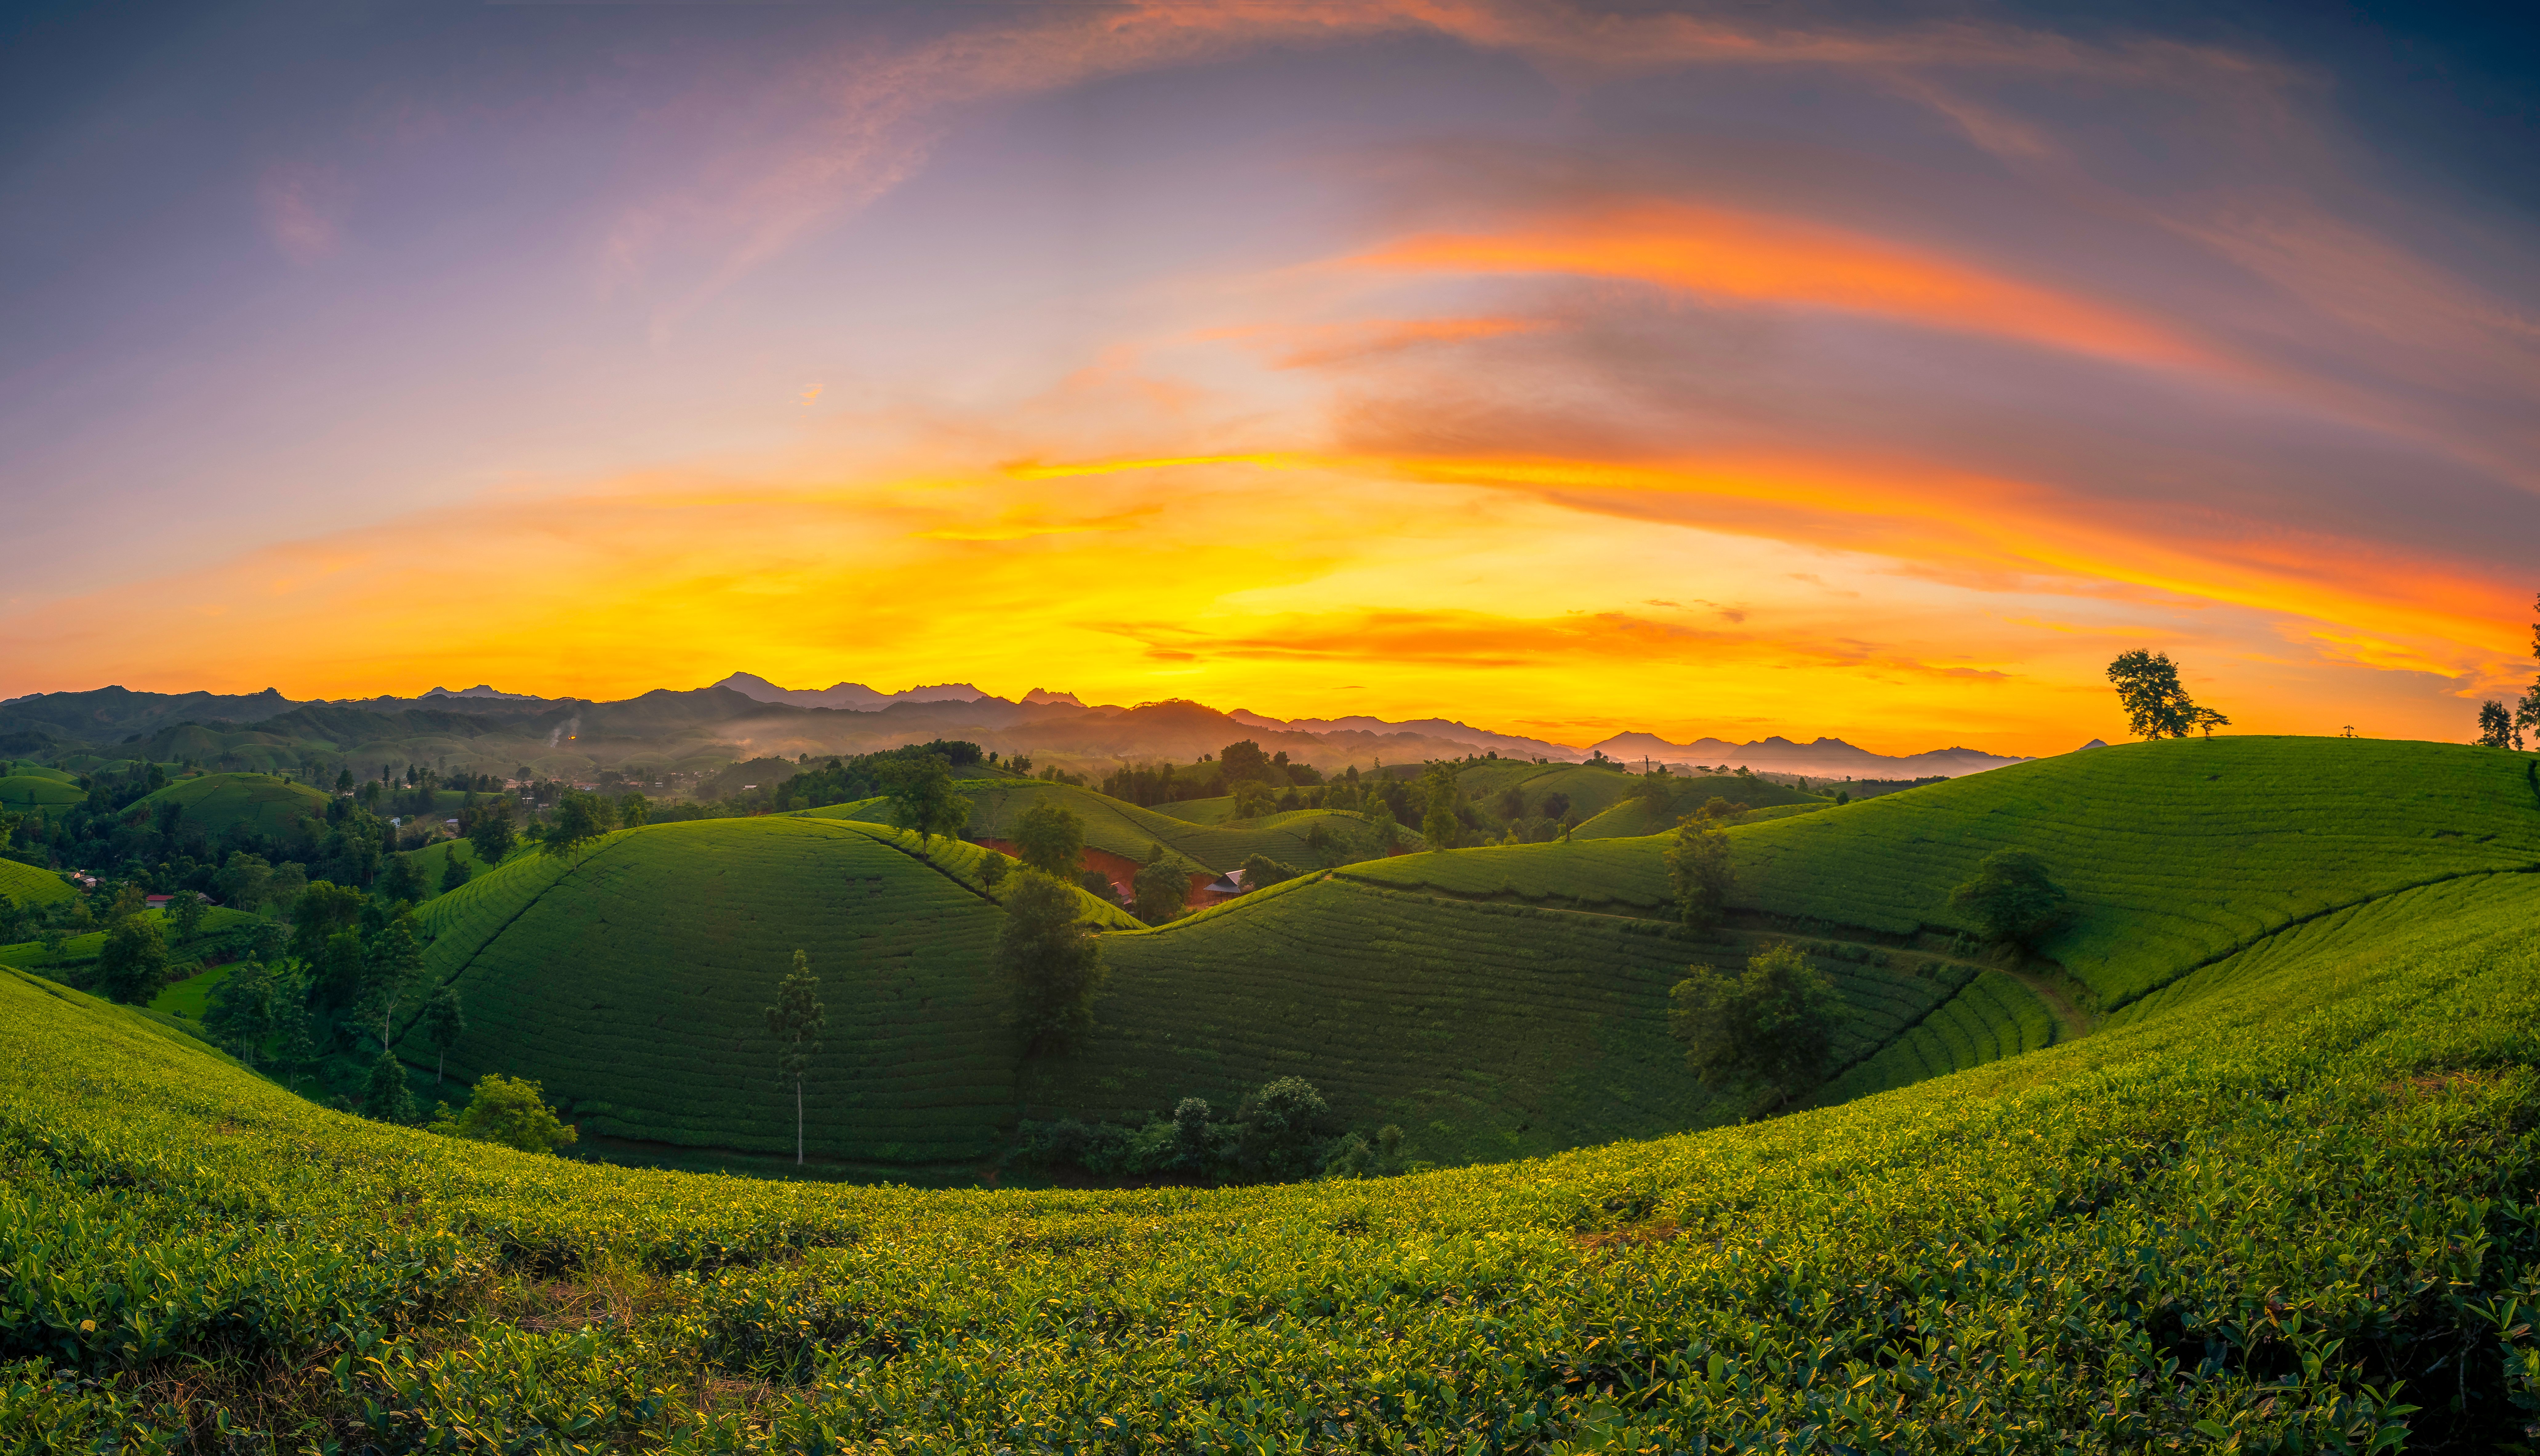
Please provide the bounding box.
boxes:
[0,674,2036,780]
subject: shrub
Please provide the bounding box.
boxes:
[427,1072,577,1154]
[1669,942,1839,1106]
[1949,848,2071,948]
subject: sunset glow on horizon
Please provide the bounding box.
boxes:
[6,2,2536,756]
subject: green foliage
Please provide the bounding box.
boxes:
[464,800,516,865]
[1228,779,1277,819]
[1237,853,1300,893]
[2479,699,2518,748]
[287,881,365,965]
[418,984,464,1084]
[540,788,613,859]
[425,1071,577,1153]
[363,1049,417,1123]
[1663,817,1733,931]
[127,772,330,838]
[1418,763,1459,852]
[1949,848,2071,948]
[875,753,971,844]
[1131,851,1188,925]
[1001,872,1106,1058]
[765,950,827,1165]
[1669,942,1841,1101]
[1011,800,1084,879]
[94,914,168,1005]
[166,890,207,943]
[618,792,650,828]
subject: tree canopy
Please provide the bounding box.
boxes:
[1668,942,1839,1103]
[1002,871,1107,1057]
[1012,800,1085,879]
[427,1073,577,1154]
[2106,650,2214,740]
[1949,848,2071,949]
[1664,817,1735,932]
[876,753,971,844]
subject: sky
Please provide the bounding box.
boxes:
[2,0,2535,755]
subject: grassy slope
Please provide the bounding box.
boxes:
[0,906,263,974]
[1040,875,1973,1166]
[6,864,2540,1444]
[805,781,1393,875]
[133,772,331,836]
[1571,796,1828,839]
[2,763,78,783]
[398,818,1124,1165]
[0,774,84,809]
[0,857,76,909]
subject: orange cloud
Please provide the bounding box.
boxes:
[1349,202,2215,372]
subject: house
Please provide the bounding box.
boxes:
[143,892,208,911]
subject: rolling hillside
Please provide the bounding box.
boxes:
[394,816,1133,1169]
[0,857,78,909]
[0,773,84,810]
[804,780,1399,877]
[131,771,331,837]
[7,797,2540,1445]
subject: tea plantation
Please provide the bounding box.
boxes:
[397,817,1091,1168]
[808,780,1397,875]
[9,822,2540,1445]
[0,858,76,910]
[130,771,331,837]
[0,774,84,810]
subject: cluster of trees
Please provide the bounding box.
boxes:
[2475,593,2540,750]
[1098,740,1324,808]
[1009,1076,1412,1184]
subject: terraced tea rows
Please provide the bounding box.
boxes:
[132,772,331,836]
[0,774,83,810]
[9,829,2540,1446]
[0,858,76,909]
[1729,736,2540,1006]
[1039,877,1961,1165]
[807,781,1394,875]
[399,817,1127,1166]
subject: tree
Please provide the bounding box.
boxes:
[2478,701,2515,748]
[541,789,611,859]
[1541,791,1571,821]
[875,754,971,846]
[1664,818,1735,932]
[1949,849,2070,949]
[1131,846,1187,925]
[167,890,207,944]
[379,852,423,904]
[1077,868,1119,903]
[765,950,827,1166]
[1238,854,1300,893]
[1230,780,1277,820]
[363,1049,416,1123]
[439,853,473,894]
[619,792,650,829]
[1668,942,1840,1106]
[215,851,273,914]
[288,881,366,965]
[1418,765,1459,852]
[1013,800,1086,879]
[976,852,1011,891]
[361,911,423,1049]
[419,984,466,1084]
[2193,707,2231,740]
[2106,650,2205,739]
[426,1073,576,1153]
[1001,872,1107,1058]
[1235,1076,1336,1181]
[1218,740,1271,784]
[96,913,169,1004]
[273,980,318,1092]
[466,802,517,865]
[202,960,278,1065]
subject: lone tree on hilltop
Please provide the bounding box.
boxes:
[1002,871,1107,1059]
[1013,800,1085,879]
[2478,700,2517,749]
[1669,942,1839,1111]
[426,1073,577,1154]
[1949,848,2071,950]
[1218,740,1271,784]
[1664,817,1735,933]
[419,984,466,1085]
[877,753,970,846]
[2107,650,2213,740]
[765,950,827,1167]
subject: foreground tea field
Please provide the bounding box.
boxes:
[6,851,2540,1447]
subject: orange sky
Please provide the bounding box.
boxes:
[4,3,2535,755]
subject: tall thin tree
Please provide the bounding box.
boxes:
[765,950,827,1166]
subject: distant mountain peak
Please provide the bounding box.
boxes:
[713,672,988,711]
[1022,687,1084,706]
[424,684,539,700]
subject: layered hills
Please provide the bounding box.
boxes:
[7,729,2540,1444]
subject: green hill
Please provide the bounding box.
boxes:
[1036,874,2012,1166]
[132,772,331,837]
[395,817,1133,1170]
[0,773,84,810]
[2,763,78,783]
[804,780,1399,876]
[8,799,2540,1445]
[0,857,77,909]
